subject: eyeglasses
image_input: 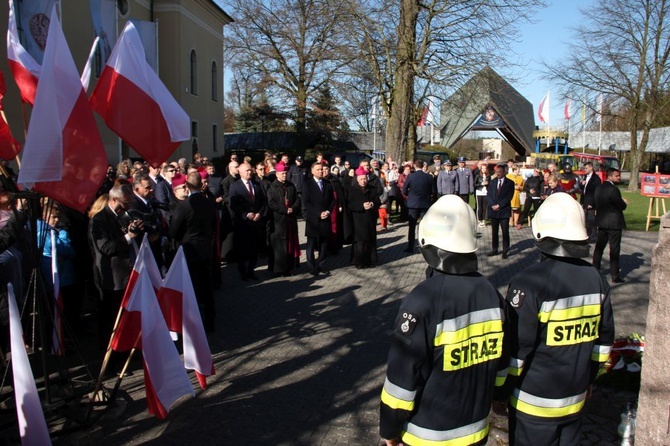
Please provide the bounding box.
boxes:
[167,169,176,173]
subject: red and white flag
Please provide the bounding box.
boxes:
[596,93,603,122]
[158,247,215,389]
[564,98,572,121]
[50,229,64,356]
[0,72,20,160]
[111,234,162,352]
[7,283,52,445]
[125,272,194,419]
[538,91,550,124]
[6,0,41,105]
[90,21,190,167]
[16,7,107,213]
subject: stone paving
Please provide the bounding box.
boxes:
[57,216,658,446]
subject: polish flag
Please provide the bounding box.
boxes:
[564,98,572,121]
[0,72,20,160]
[111,234,162,352]
[16,7,107,213]
[158,247,215,389]
[7,283,52,445]
[125,272,194,419]
[538,91,550,124]
[50,229,65,356]
[90,21,190,167]
[6,0,41,105]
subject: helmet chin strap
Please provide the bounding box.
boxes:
[535,237,591,259]
[420,246,478,275]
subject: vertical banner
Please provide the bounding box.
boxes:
[13,0,57,65]
[130,20,158,73]
[89,0,117,68]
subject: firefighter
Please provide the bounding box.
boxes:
[380,195,508,446]
[499,192,615,445]
[559,163,580,199]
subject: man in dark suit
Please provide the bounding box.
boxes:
[402,160,435,253]
[593,168,627,283]
[228,162,267,281]
[486,165,514,258]
[579,161,601,242]
[129,173,165,271]
[302,162,335,275]
[153,164,176,214]
[89,184,142,349]
[169,172,218,332]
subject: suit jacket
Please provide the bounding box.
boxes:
[456,167,475,194]
[88,206,132,291]
[403,170,435,209]
[229,178,267,230]
[302,177,335,238]
[594,181,627,229]
[153,176,174,208]
[487,176,515,219]
[169,192,217,262]
[580,173,602,208]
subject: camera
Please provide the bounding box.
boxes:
[118,209,161,235]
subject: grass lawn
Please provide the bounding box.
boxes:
[618,184,666,232]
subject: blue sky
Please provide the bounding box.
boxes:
[508,0,588,127]
[223,0,590,129]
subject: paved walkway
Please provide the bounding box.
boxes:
[61,217,658,445]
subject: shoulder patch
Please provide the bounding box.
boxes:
[397,312,419,336]
[508,288,526,309]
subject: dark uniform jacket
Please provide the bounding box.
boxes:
[402,171,435,209]
[504,255,615,420]
[580,173,601,209]
[266,180,301,240]
[436,170,459,195]
[381,272,508,445]
[169,192,217,263]
[88,206,132,291]
[594,181,626,229]
[302,177,335,238]
[486,177,515,219]
[347,183,380,242]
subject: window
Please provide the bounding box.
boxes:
[211,61,218,101]
[212,125,218,152]
[191,121,199,138]
[190,50,198,95]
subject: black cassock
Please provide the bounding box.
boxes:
[347,183,381,268]
[266,180,302,274]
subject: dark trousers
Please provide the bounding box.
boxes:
[490,217,510,253]
[459,194,470,204]
[186,258,215,333]
[593,227,622,279]
[407,208,428,249]
[476,195,488,221]
[519,197,542,225]
[306,236,328,270]
[98,289,124,351]
[509,409,582,446]
[584,208,597,241]
[234,227,260,275]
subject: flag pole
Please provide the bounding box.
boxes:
[108,333,142,402]
[85,303,127,419]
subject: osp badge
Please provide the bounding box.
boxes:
[509,289,526,308]
[399,312,418,336]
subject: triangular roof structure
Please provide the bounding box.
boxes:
[439,66,534,156]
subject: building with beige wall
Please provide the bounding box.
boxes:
[0,0,233,167]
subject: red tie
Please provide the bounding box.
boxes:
[247,181,254,199]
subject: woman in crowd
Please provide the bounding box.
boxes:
[396,163,412,222]
[474,163,490,226]
[507,165,524,228]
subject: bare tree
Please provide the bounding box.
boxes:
[224,0,356,134]
[341,0,544,162]
[546,0,670,191]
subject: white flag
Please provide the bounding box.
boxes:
[538,91,550,124]
[8,283,52,445]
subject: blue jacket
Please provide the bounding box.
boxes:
[37,219,76,287]
[403,171,435,209]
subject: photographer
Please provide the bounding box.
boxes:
[88,184,143,351]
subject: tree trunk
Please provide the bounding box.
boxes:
[385,0,418,163]
[295,88,308,134]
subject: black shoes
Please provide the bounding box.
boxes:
[613,276,625,283]
[487,251,499,257]
[502,251,509,259]
[318,267,331,276]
